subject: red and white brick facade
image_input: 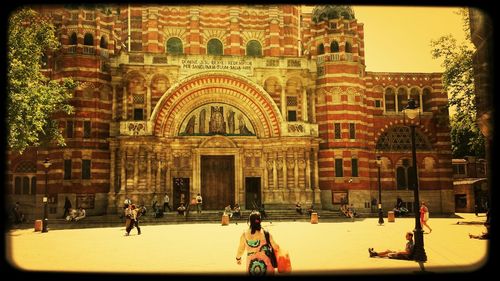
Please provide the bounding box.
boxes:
[6,5,454,218]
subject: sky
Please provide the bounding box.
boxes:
[304,5,469,73]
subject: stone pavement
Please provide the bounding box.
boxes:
[4,213,490,275]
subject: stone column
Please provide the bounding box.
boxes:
[122,85,128,120]
[302,87,308,122]
[311,89,316,123]
[305,149,311,190]
[294,150,299,188]
[282,151,287,190]
[147,150,152,193]
[272,156,278,191]
[280,79,287,119]
[133,147,139,189]
[111,84,117,120]
[312,148,321,207]
[156,152,161,195]
[146,85,151,120]
[120,148,126,193]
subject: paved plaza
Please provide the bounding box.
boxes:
[4,213,490,275]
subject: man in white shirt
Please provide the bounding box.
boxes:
[163,194,171,212]
[196,193,203,214]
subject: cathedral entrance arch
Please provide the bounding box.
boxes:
[201,155,235,210]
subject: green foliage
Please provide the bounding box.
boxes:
[430,9,485,158]
[7,8,76,153]
[450,115,485,158]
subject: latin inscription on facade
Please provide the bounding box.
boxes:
[181,58,252,75]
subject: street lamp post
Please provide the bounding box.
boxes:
[403,99,427,262]
[42,158,52,233]
[376,156,384,225]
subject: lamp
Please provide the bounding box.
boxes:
[375,155,384,225]
[403,98,427,262]
[42,158,52,233]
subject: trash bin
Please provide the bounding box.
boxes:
[34,219,43,231]
[310,212,319,224]
[221,214,229,226]
[388,211,395,222]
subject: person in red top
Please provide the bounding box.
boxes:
[420,201,432,233]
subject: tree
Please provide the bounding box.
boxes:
[430,9,484,158]
[7,8,76,153]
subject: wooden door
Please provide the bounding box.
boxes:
[201,156,234,210]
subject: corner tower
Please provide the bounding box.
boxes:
[309,5,369,208]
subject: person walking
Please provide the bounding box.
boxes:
[163,193,171,212]
[235,211,280,276]
[132,205,143,235]
[420,201,432,233]
[196,193,203,214]
[62,196,72,219]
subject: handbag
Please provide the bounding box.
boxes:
[277,250,292,273]
[264,230,278,268]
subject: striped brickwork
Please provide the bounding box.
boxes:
[6,5,454,218]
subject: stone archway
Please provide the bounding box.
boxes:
[151,72,283,138]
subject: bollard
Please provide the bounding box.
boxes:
[221,214,229,226]
[310,212,319,224]
[34,219,43,232]
[388,211,395,222]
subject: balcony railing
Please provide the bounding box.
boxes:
[83,46,96,55]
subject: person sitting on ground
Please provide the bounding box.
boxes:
[369,231,414,260]
[348,204,358,218]
[233,203,241,219]
[224,204,233,218]
[295,202,303,215]
[177,203,186,216]
[74,207,86,221]
[307,204,315,217]
[66,208,78,221]
[340,204,350,218]
[469,223,490,240]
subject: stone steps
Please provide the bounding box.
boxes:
[14,209,354,230]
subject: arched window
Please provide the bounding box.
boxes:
[330,40,339,52]
[30,176,37,195]
[166,37,183,55]
[384,88,395,112]
[375,126,431,151]
[100,36,108,48]
[13,161,37,195]
[422,88,432,112]
[410,88,420,108]
[246,40,262,56]
[84,33,93,46]
[317,43,325,55]
[345,41,352,53]
[207,38,223,55]
[397,88,408,112]
[396,159,416,190]
[70,32,78,45]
